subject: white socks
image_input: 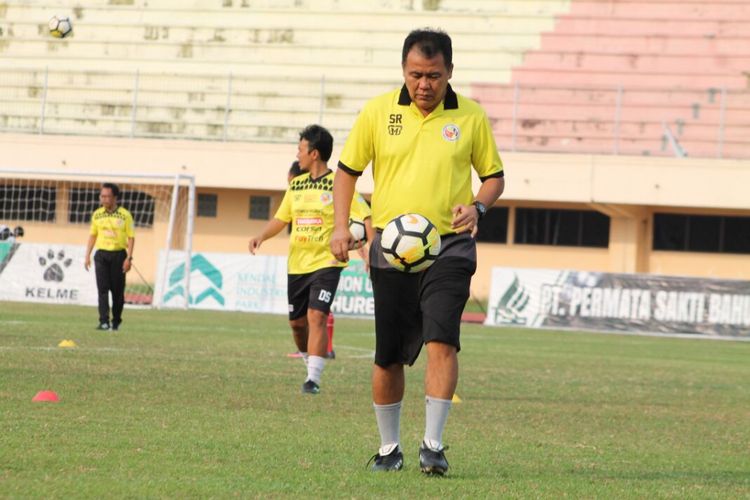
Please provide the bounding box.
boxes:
[306,355,325,384]
[373,396,452,455]
[374,401,402,456]
[424,396,452,451]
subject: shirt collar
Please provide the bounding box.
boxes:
[397,84,458,110]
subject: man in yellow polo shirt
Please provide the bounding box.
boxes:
[331,29,505,474]
[84,183,135,331]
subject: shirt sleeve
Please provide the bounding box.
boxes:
[274,188,293,223]
[338,102,375,176]
[89,215,98,236]
[471,109,504,181]
[350,192,371,221]
[125,211,135,238]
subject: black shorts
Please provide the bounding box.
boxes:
[287,267,342,320]
[369,231,476,367]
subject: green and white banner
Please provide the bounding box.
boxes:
[330,258,374,317]
[485,268,750,338]
[155,250,373,317]
[155,250,287,313]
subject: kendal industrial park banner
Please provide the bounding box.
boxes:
[155,250,373,317]
[485,268,750,338]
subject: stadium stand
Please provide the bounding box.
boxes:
[473,0,750,158]
[0,0,571,142]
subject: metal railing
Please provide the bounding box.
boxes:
[475,82,747,159]
[2,67,748,159]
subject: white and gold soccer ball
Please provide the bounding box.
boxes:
[48,15,73,38]
[381,213,441,273]
[349,218,367,248]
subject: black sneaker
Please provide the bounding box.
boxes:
[96,323,110,331]
[367,446,404,472]
[301,379,320,395]
[111,324,120,331]
[325,350,336,360]
[419,442,449,475]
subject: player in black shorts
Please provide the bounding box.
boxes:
[331,29,505,474]
[250,125,370,394]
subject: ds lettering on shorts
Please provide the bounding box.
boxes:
[318,289,332,303]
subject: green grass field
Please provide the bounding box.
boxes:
[1,302,749,498]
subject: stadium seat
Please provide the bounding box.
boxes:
[473,0,750,158]
[0,0,570,141]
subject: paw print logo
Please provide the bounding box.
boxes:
[39,249,73,282]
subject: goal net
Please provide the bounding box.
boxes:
[0,170,195,308]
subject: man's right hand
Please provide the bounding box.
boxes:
[330,226,353,262]
[84,256,91,271]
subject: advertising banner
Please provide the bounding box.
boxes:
[485,268,750,338]
[155,251,288,314]
[0,242,98,306]
[330,258,374,317]
[156,250,373,317]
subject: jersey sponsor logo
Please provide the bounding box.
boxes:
[319,193,333,205]
[442,123,460,142]
[296,217,323,226]
[388,113,403,136]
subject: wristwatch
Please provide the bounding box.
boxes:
[473,201,487,221]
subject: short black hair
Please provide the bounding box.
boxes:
[101,182,120,198]
[299,124,333,162]
[402,28,453,68]
[289,160,304,178]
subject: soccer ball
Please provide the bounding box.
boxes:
[48,16,73,38]
[381,213,441,273]
[349,218,367,247]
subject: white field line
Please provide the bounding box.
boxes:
[0,343,376,358]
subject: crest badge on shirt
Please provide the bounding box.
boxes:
[320,193,333,205]
[442,124,460,142]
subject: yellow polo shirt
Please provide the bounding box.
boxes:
[276,170,371,274]
[90,206,135,251]
[338,84,503,234]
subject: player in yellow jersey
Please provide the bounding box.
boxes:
[249,125,371,394]
[331,29,505,474]
[84,183,135,331]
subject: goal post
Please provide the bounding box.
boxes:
[0,169,195,308]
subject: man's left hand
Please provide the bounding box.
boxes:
[451,204,479,235]
[123,258,132,273]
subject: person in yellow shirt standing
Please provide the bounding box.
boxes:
[250,125,371,395]
[84,183,135,331]
[331,29,505,474]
